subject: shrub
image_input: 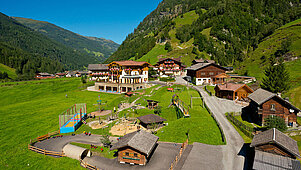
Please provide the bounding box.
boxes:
[264,115,287,132]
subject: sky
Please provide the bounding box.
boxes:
[0,0,163,44]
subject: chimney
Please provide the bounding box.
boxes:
[277,92,281,97]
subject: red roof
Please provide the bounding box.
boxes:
[216,83,245,92]
[113,61,149,66]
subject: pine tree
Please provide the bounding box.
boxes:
[261,57,290,93]
[165,42,172,52]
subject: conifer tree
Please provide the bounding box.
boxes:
[261,57,289,93]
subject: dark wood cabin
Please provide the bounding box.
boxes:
[247,88,300,126]
[110,130,159,165]
[251,128,301,169]
[137,114,166,129]
[251,128,300,159]
[147,100,159,110]
[185,63,228,85]
[215,83,253,100]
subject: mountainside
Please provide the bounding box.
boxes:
[106,0,301,67]
[13,17,119,62]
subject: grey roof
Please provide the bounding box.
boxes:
[251,128,300,158]
[137,114,166,124]
[37,72,52,76]
[88,64,108,71]
[253,150,301,170]
[248,88,300,112]
[248,88,276,105]
[185,63,227,71]
[110,130,159,156]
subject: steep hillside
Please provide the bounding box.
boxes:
[0,63,17,79]
[238,18,301,81]
[106,0,301,66]
[13,17,119,62]
[0,12,100,79]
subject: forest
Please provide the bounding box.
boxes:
[106,0,301,66]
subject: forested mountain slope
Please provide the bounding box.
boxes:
[0,12,102,79]
[13,17,119,62]
[106,0,301,67]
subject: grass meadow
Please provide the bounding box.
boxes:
[0,78,223,169]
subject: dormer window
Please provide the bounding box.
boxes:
[270,104,275,111]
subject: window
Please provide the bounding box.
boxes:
[270,104,275,111]
[201,72,206,75]
[209,72,214,75]
[125,152,129,156]
[134,153,138,157]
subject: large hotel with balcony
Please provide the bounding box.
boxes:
[154,58,185,77]
[88,61,151,93]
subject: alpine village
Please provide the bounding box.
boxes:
[1,0,301,170]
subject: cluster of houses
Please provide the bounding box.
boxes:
[35,71,89,79]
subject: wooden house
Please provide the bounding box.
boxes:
[185,63,228,85]
[155,58,185,77]
[247,88,300,127]
[110,130,159,165]
[251,128,301,169]
[35,73,55,79]
[137,114,166,129]
[214,83,253,100]
[88,64,109,81]
[55,73,66,78]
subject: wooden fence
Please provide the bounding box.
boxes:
[28,144,65,157]
[169,138,189,170]
[226,113,254,138]
[80,159,101,170]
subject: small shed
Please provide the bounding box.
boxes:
[215,83,253,100]
[110,130,159,165]
[147,100,159,110]
[63,144,91,160]
[137,114,166,129]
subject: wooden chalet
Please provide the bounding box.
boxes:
[55,73,66,78]
[155,58,185,77]
[247,88,300,126]
[251,128,301,169]
[147,100,159,110]
[185,63,228,85]
[110,130,159,165]
[214,83,253,100]
[35,73,55,79]
[88,64,109,81]
[192,59,215,65]
[137,114,166,129]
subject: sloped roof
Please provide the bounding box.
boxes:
[137,114,166,124]
[110,130,159,156]
[248,88,276,105]
[253,150,301,170]
[37,72,51,76]
[248,89,300,112]
[185,63,227,71]
[251,128,300,158]
[88,64,108,71]
[216,83,253,92]
[112,61,150,66]
[158,57,181,62]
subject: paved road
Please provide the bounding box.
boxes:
[187,86,245,170]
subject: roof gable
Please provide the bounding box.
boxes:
[137,114,166,124]
[185,63,227,71]
[251,128,300,158]
[88,64,108,71]
[110,130,159,156]
[109,61,151,67]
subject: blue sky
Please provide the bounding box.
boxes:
[0,0,163,44]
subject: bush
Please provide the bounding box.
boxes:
[264,115,287,132]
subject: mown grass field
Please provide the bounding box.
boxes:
[137,44,167,65]
[0,78,223,169]
[0,63,17,79]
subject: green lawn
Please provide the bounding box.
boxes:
[0,78,123,169]
[0,63,17,80]
[174,10,199,28]
[70,142,117,159]
[204,85,215,96]
[0,79,224,169]
[135,85,224,145]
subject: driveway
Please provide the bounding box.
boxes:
[183,86,245,170]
